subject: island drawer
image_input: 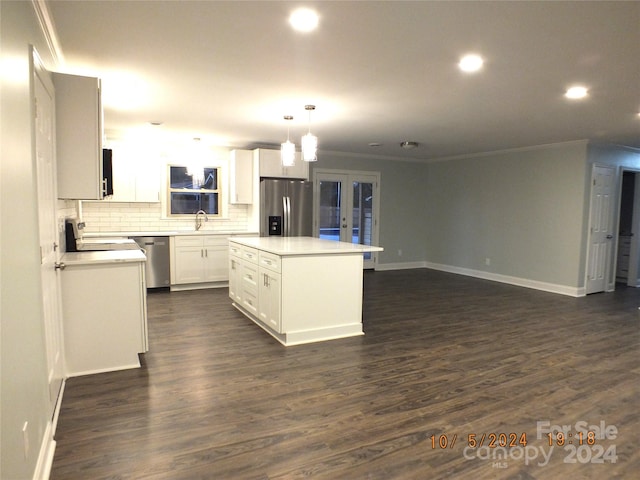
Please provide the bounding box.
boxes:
[258,251,281,273]
[242,246,259,264]
[229,243,242,257]
[241,262,259,291]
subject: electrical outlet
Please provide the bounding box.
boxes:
[398,249,403,256]
[22,421,29,459]
[485,257,491,266]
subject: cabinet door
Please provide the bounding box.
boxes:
[173,246,206,284]
[204,244,228,281]
[283,152,309,180]
[256,148,284,178]
[135,159,161,202]
[228,256,242,302]
[230,149,253,204]
[259,270,281,332]
[53,72,104,200]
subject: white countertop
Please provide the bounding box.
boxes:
[62,249,147,266]
[230,236,384,256]
[84,231,258,238]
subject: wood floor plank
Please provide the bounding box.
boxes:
[50,269,639,479]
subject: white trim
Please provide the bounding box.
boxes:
[31,0,65,67]
[375,261,584,297]
[65,362,141,378]
[425,262,584,297]
[375,261,427,271]
[33,421,56,480]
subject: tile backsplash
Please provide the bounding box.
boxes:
[78,201,252,233]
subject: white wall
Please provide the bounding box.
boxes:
[0,1,57,479]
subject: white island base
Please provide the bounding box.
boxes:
[229,237,382,346]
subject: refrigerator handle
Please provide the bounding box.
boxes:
[285,196,291,236]
[282,196,288,236]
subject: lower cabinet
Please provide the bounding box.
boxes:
[228,253,243,303]
[61,257,148,377]
[172,235,228,286]
[258,269,281,332]
[229,243,283,333]
[240,261,259,316]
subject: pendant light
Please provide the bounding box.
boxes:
[301,105,318,162]
[281,115,295,167]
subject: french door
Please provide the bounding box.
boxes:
[314,170,380,269]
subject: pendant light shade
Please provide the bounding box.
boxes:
[301,105,318,162]
[281,115,295,167]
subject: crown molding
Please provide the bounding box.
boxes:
[32,0,65,67]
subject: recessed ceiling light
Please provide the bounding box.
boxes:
[289,8,319,32]
[458,54,484,73]
[565,86,588,99]
[368,142,382,147]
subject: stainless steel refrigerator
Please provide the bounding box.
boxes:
[260,179,313,236]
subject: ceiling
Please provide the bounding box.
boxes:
[47,0,640,162]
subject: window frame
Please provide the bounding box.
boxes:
[166,164,222,217]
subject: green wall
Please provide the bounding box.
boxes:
[425,142,589,288]
[310,152,429,266]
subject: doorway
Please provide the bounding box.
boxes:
[313,170,380,269]
[616,169,640,287]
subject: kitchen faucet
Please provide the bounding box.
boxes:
[195,210,208,230]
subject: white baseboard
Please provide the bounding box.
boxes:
[424,262,583,297]
[33,421,56,480]
[375,261,583,297]
[375,261,427,271]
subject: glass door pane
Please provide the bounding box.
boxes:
[352,181,374,260]
[318,177,347,242]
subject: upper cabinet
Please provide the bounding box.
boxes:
[53,72,107,200]
[229,149,253,204]
[255,148,309,180]
[108,149,160,203]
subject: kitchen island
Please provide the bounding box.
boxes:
[229,236,383,346]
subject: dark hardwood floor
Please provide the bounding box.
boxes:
[50,269,639,479]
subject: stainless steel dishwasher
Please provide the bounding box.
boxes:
[131,236,171,289]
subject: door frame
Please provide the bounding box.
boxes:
[313,168,381,269]
[616,167,640,287]
[32,46,66,422]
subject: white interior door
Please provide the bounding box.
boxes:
[586,165,616,294]
[33,49,64,415]
[314,170,380,269]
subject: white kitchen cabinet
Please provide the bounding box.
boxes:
[108,151,160,202]
[258,268,281,332]
[171,235,229,286]
[53,72,106,200]
[228,244,243,303]
[255,148,309,180]
[229,237,383,346]
[60,250,148,377]
[241,261,259,316]
[229,149,253,204]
